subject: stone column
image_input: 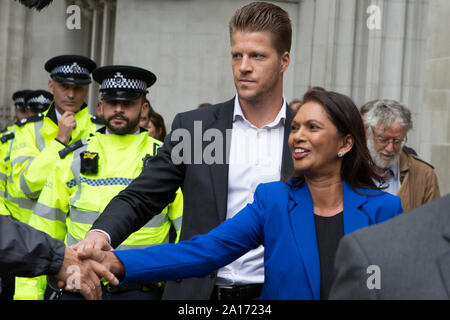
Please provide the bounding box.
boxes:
[0,1,27,128]
[420,0,450,194]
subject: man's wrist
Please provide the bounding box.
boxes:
[89,229,112,244]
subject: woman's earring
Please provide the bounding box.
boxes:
[337,151,343,158]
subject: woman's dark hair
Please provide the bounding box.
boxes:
[286,89,382,192]
[149,112,167,141]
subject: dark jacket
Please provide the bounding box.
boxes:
[329,194,450,299]
[91,98,294,299]
[0,215,65,277]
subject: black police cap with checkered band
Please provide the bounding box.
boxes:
[24,90,53,113]
[44,55,97,85]
[93,65,157,101]
[12,90,33,110]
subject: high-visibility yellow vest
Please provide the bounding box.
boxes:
[9,103,101,223]
[0,128,16,216]
[14,129,183,300]
[1,121,28,217]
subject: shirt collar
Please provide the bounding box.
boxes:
[105,128,141,135]
[55,108,62,121]
[392,162,399,180]
[386,162,399,180]
[233,94,287,128]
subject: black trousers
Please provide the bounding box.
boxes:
[45,284,163,300]
[0,276,15,300]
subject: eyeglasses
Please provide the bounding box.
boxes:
[371,127,407,147]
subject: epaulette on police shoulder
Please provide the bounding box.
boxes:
[0,127,7,133]
[16,113,44,127]
[91,115,106,125]
[58,139,86,159]
[1,132,14,144]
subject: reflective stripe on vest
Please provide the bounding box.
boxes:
[34,121,46,151]
[33,202,66,223]
[171,215,182,232]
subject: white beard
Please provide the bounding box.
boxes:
[367,134,401,169]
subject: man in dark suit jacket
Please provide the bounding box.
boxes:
[74,2,295,300]
[329,194,450,299]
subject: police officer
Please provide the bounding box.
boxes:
[11,90,34,122]
[1,90,32,135]
[8,55,99,225]
[1,90,33,218]
[0,90,53,299]
[19,65,183,300]
[24,90,53,114]
[1,90,53,218]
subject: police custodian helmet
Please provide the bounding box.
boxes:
[93,65,157,101]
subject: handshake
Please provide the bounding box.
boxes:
[54,231,124,300]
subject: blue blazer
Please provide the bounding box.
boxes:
[115,180,403,299]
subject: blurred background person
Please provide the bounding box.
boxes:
[197,102,212,109]
[361,99,440,212]
[360,100,417,156]
[147,111,166,142]
[11,90,33,124]
[288,98,302,113]
[138,99,154,128]
[24,90,53,115]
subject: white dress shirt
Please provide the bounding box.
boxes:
[215,95,287,286]
[55,108,62,120]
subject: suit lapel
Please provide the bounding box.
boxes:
[209,99,235,222]
[342,181,370,235]
[288,184,320,300]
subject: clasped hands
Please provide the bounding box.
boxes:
[54,231,124,300]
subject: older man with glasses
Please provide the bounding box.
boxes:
[360,99,440,212]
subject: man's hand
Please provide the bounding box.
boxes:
[56,111,76,144]
[72,230,113,252]
[78,248,126,279]
[54,247,119,300]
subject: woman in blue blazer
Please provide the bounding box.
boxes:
[83,90,403,300]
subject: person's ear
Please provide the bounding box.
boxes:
[338,134,354,157]
[280,51,290,73]
[98,100,104,116]
[48,79,54,95]
[141,100,149,114]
